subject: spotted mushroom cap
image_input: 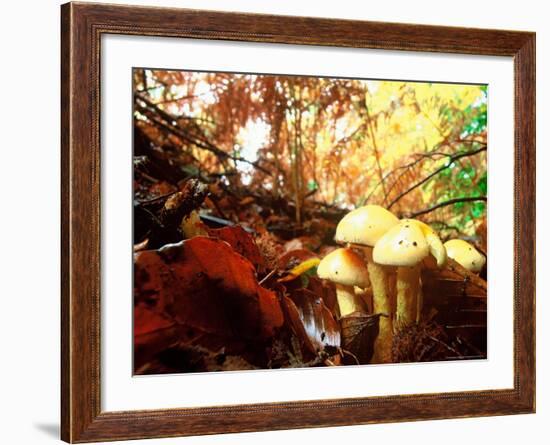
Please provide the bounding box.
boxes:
[401,219,447,267]
[444,239,486,273]
[335,205,399,247]
[317,248,370,288]
[373,220,430,267]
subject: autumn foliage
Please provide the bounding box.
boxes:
[133,69,487,374]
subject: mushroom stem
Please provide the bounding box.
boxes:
[395,265,420,329]
[335,284,366,317]
[360,247,394,363]
[367,261,394,363]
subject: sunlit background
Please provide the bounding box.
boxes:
[134,69,486,238]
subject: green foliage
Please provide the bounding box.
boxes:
[307,180,318,191]
[422,88,487,233]
[300,266,319,288]
[462,87,487,136]
[429,155,486,231]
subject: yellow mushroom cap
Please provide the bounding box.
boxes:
[444,239,486,272]
[402,219,447,267]
[335,205,399,247]
[373,221,430,267]
[317,248,370,288]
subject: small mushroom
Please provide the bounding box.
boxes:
[181,210,208,239]
[335,205,399,363]
[373,220,439,329]
[317,248,370,318]
[444,239,486,273]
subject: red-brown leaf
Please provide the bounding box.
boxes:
[134,304,181,370]
[134,236,283,347]
[208,225,266,272]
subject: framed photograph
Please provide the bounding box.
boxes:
[61,2,535,442]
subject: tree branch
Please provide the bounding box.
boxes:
[405,196,486,218]
[135,93,272,176]
[364,138,486,204]
[387,146,487,209]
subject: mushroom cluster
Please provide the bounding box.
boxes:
[333,205,399,363]
[317,205,448,364]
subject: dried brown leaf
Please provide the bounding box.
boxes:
[340,312,381,365]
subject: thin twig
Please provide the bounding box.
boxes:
[406,196,486,218]
[363,93,388,203]
[135,95,272,175]
[386,145,487,209]
[258,269,277,286]
[364,138,484,205]
[339,348,361,366]
[427,335,463,358]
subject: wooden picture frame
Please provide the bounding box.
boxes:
[61,2,536,442]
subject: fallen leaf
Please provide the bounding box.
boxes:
[278,257,320,283]
[288,257,320,276]
[134,237,284,364]
[277,248,318,270]
[208,225,266,273]
[283,289,340,355]
[133,304,181,370]
[136,344,259,375]
[306,276,338,313]
[340,312,381,365]
[283,236,322,252]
